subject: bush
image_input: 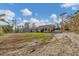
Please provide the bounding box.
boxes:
[60,21,70,32]
[60,14,79,32]
[2,25,13,33]
[0,27,4,36]
[0,31,4,36]
[69,15,79,32]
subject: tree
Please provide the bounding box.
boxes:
[69,14,79,32]
[60,10,79,32]
[59,12,71,31]
[74,10,79,15]
[2,25,13,33]
[0,14,14,33]
[0,14,10,24]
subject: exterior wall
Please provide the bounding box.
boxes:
[16,26,24,32]
[16,22,55,33]
[31,25,55,32]
[23,22,34,32]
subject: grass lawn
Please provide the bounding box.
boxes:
[17,32,53,45]
[0,32,53,48]
[24,32,53,43]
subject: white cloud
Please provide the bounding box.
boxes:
[61,3,79,11]
[72,7,77,10]
[29,18,52,26]
[30,18,39,23]
[39,19,51,26]
[50,14,58,24]
[0,10,15,25]
[50,14,63,25]
[21,8,32,16]
[17,19,29,26]
[23,19,28,23]
[50,14,57,20]
[61,3,79,8]
[0,10,15,20]
[17,18,52,26]
[0,21,8,25]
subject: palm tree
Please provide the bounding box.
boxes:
[59,12,71,22]
[59,12,71,31]
[0,14,13,33]
[74,10,79,15]
[0,14,9,24]
[70,10,79,32]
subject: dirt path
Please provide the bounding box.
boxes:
[28,32,79,56]
[0,32,79,56]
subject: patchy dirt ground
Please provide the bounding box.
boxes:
[0,32,79,56]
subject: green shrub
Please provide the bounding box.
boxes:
[2,25,13,33]
[0,31,4,36]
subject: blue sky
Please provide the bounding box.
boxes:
[0,3,79,26]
